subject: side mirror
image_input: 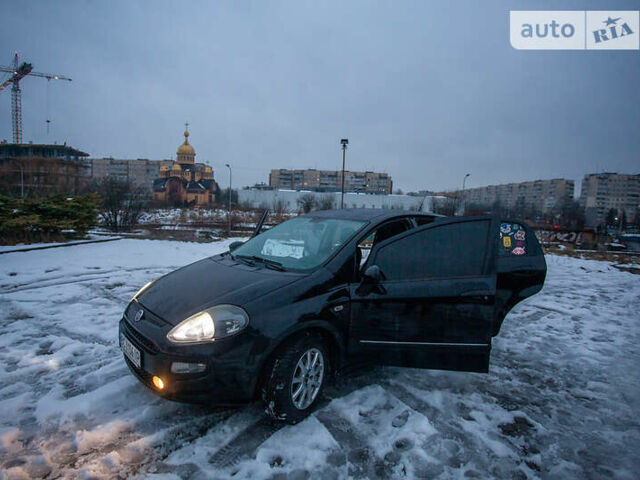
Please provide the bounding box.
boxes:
[361,265,383,284]
[229,241,244,252]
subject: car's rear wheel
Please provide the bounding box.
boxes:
[262,333,328,424]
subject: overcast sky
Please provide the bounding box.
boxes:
[1,0,638,193]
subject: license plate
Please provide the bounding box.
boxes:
[120,332,141,369]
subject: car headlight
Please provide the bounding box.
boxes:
[166,305,249,344]
[132,280,154,301]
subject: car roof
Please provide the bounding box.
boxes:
[305,208,441,223]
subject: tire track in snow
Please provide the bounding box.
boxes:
[0,265,177,294]
[315,408,383,479]
[208,416,285,468]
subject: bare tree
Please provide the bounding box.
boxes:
[318,195,335,211]
[272,198,286,214]
[95,178,147,232]
[432,196,457,216]
[297,193,317,213]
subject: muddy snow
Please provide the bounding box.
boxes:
[0,240,638,479]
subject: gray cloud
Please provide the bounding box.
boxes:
[1,0,638,193]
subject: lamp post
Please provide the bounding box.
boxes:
[225,163,232,236]
[461,173,470,216]
[340,139,348,209]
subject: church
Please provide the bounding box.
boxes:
[152,124,218,206]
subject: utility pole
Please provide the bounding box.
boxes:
[461,173,470,216]
[340,139,348,209]
[225,164,232,236]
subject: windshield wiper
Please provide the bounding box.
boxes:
[233,254,256,267]
[249,255,287,271]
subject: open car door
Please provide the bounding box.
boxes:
[349,216,499,373]
[492,219,547,336]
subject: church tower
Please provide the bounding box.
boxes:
[176,122,195,165]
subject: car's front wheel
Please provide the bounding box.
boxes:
[262,333,328,424]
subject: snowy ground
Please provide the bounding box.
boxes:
[0,240,639,479]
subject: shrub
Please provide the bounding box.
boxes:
[0,194,100,244]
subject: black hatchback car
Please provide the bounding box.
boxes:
[119,209,546,423]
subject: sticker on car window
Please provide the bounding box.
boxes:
[499,223,527,256]
[261,239,304,259]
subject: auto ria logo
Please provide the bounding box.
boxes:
[594,16,634,44]
[510,11,639,50]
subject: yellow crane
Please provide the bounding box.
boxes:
[0,51,72,144]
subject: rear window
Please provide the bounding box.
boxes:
[499,222,528,256]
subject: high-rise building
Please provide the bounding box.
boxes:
[268,168,392,194]
[579,173,640,227]
[459,178,575,213]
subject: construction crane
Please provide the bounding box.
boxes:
[0,51,72,144]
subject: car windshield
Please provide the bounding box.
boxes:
[232,216,366,272]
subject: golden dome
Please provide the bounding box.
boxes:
[177,130,195,156]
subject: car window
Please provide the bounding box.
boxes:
[373,220,490,281]
[413,216,436,226]
[233,216,365,271]
[499,221,528,256]
[357,219,411,267]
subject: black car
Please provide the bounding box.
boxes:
[119,209,546,423]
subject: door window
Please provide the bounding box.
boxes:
[373,220,491,280]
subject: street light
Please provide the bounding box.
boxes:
[225,163,232,236]
[340,139,348,209]
[461,173,470,216]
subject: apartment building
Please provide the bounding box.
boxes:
[269,168,392,194]
[579,173,640,227]
[87,158,174,192]
[460,178,575,213]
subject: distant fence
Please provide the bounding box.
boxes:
[238,189,441,213]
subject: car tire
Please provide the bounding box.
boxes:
[262,332,328,424]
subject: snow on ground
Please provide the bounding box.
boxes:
[0,242,639,479]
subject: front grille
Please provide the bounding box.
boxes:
[122,318,158,354]
[125,301,166,328]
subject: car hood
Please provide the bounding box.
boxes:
[137,256,299,326]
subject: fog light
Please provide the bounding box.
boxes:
[152,376,165,390]
[171,362,207,374]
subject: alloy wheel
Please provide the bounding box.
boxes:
[290,347,324,410]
